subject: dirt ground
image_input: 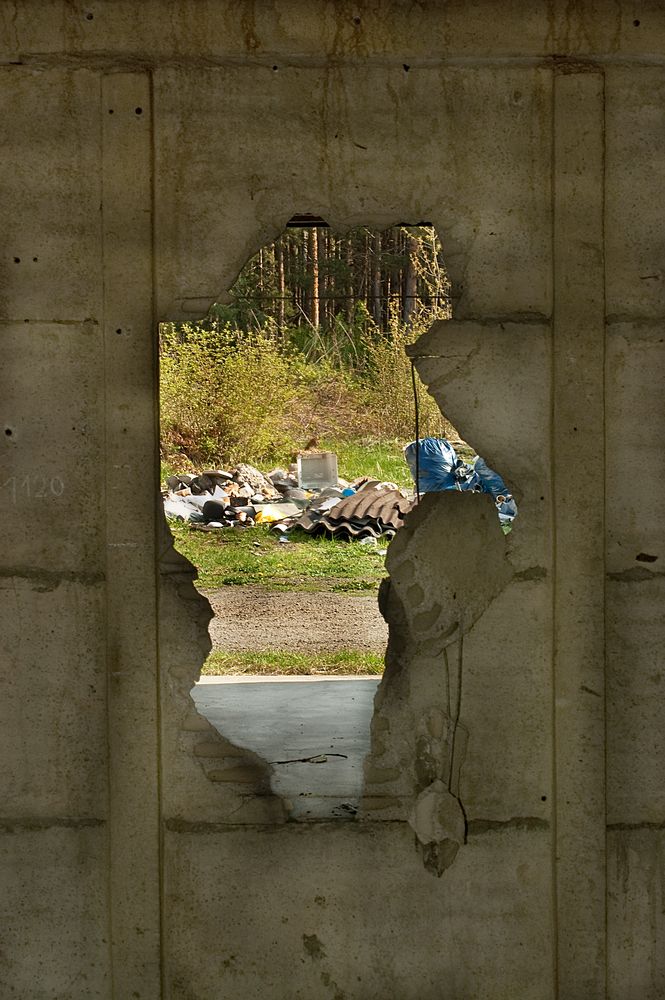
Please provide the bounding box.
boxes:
[203,585,388,652]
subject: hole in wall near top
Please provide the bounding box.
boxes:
[5,427,14,437]
[159,217,475,821]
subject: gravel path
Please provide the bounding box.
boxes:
[203,585,387,652]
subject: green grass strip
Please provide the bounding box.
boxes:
[201,649,384,676]
[169,521,388,593]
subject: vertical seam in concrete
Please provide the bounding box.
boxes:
[601,67,609,1000]
[549,62,560,1000]
[149,66,167,999]
[100,68,116,1000]
[552,66,607,999]
[102,70,161,998]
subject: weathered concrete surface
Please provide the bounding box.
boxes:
[0,826,109,999]
[1,2,664,997]
[164,823,552,1000]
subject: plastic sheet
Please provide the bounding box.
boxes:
[404,438,517,531]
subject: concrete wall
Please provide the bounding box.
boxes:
[1,3,663,997]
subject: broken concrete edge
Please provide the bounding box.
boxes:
[158,511,289,823]
[159,444,526,847]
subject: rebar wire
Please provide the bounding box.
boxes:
[447,635,464,794]
[411,360,421,504]
[269,753,348,765]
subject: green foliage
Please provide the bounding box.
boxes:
[160,324,303,467]
[160,317,454,469]
[160,223,459,470]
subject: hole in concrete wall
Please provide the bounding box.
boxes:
[160,219,475,819]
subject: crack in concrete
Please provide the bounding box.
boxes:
[607,567,665,582]
[0,568,105,589]
[0,817,105,833]
[607,820,665,831]
[467,816,550,834]
[514,566,548,581]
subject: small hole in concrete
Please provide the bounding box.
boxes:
[541,795,547,801]
[13,257,20,263]
[135,107,143,115]
[115,328,122,335]
[633,18,640,26]
[272,65,278,71]
[403,64,410,72]
[32,257,38,263]
[108,109,114,115]
[636,552,658,563]
[85,11,94,20]
[352,15,361,25]
[5,428,13,437]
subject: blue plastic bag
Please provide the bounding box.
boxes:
[404,438,517,531]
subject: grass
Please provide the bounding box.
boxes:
[162,439,412,487]
[324,439,412,488]
[201,649,384,676]
[168,521,388,593]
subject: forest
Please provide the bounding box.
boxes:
[160,223,455,474]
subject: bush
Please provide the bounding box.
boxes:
[159,315,457,470]
[160,325,302,467]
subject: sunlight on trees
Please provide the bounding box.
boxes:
[160,225,456,469]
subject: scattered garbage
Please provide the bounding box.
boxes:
[162,439,516,542]
[404,437,517,532]
[276,483,413,541]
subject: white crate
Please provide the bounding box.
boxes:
[297,451,338,489]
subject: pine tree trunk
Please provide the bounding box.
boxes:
[345,236,354,323]
[276,239,285,332]
[372,231,382,326]
[403,232,419,327]
[311,227,320,328]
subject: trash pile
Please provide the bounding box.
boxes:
[162,439,516,542]
[162,461,412,541]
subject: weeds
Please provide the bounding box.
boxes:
[201,649,384,676]
[160,315,455,470]
[169,522,388,593]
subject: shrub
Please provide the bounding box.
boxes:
[159,313,458,470]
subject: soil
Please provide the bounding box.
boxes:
[203,585,388,652]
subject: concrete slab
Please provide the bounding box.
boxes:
[192,677,380,820]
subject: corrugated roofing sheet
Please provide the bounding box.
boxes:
[281,487,413,540]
